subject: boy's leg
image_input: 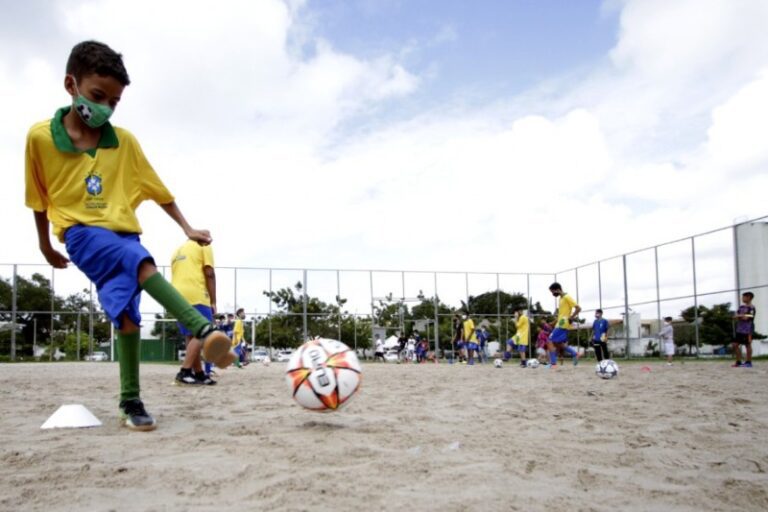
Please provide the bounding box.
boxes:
[176,335,202,385]
[732,342,742,366]
[593,343,603,362]
[547,341,558,366]
[117,316,156,431]
[139,266,234,368]
[562,343,579,365]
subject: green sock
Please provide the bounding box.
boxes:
[117,331,141,402]
[141,273,210,338]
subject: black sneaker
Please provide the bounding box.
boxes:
[195,371,217,385]
[175,368,201,386]
[119,399,157,431]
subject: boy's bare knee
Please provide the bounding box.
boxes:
[138,259,158,284]
[120,315,140,334]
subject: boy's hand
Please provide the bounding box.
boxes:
[41,247,70,268]
[186,228,212,245]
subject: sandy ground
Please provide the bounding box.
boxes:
[0,359,767,512]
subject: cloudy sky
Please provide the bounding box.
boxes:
[2,0,768,313]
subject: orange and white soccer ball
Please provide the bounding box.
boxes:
[285,338,362,411]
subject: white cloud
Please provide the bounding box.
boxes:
[706,70,768,170]
[2,0,768,309]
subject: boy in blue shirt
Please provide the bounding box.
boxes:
[591,309,610,362]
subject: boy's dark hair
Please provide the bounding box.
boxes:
[664,316,673,322]
[549,282,562,291]
[236,308,245,315]
[66,40,130,86]
[596,309,603,314]
[743,291,755,299]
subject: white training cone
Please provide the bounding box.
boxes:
[41,404,102,429]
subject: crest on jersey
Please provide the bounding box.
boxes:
[85,172,103,196]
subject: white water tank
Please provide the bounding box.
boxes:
[735,221,768,355]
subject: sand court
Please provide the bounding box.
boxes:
[0,361,766,511]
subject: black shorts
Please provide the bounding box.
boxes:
[735,333,752,345]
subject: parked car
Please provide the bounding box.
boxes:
[275,349,294,363]
[252,349,269,363]
[84,351,109,362]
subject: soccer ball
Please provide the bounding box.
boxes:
[494,358,503,368]
[595,359,619,379]
[285,338,362,411]
[262,357,271,367]
[526,359,540,369]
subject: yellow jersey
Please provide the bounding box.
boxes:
[233,318,245,345]
[171,240,214,307]
[514,314,530,345]
[556,293,578,329]
[25,107,174,242]
[462,318,478,342]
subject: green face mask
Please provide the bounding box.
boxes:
[73,84,113,128]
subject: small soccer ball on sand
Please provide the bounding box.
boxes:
[595,359,619,379]
[526,359,540,369]
[285,338,362,412]
[262,357,271,367]
[494,358,503,368]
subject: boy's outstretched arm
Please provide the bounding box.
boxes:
[33,211,69,268]
[159,201,212,245]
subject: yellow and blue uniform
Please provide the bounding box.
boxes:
[513,314,530,350]
[25,107,174,327]
[233,318,244,347]
[25,107,174,242]
[171,240,215,336]
[171,241,214,307]
[550,293,578,343]
[463,318,478,350]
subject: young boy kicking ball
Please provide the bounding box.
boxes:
[547,283,581,368]
[24,40,235,431]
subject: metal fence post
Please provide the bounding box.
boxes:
[597,261,603,310]
[89,281,94,357]
[50,267,55,353]
[268,269,273,354]
[369,271,375,357]
[336,270,342,342]
[733,224,742,311]
[622,255,630,358]
[11,264,17,361]
[691,237,700,357]
[575,267,581,350]
[654,246,661,359]
[433,272,440,357]
[77,312,82,360]
[302,269,308,342]
[496,273,501,360]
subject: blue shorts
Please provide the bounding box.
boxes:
[516,344,528,352]
[549,328,569,343]
[456,341,465,349]
[466,342,479,351]
[178,305,213,336]
[65,225,153,328]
